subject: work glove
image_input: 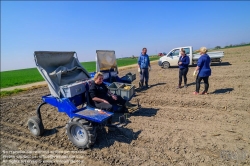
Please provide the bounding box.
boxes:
[148,67,151,71]
[138,68,141,73]
[193,70,197,77]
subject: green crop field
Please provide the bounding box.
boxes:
[1,56,159,89]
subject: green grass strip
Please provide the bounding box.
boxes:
[1,56,159,88]
[0,89,25,97]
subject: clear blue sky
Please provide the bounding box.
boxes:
[1,1,250,71]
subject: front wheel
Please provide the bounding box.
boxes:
[162,62,170,69]
[66,118,97,149]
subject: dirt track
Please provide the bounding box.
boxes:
[1,46,250,165]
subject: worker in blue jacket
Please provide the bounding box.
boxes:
[138,47,151,89]
[193,47,211,95]
[177,48,190,88]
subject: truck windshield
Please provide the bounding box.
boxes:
[183,48,190,55]
[171,49,180,56]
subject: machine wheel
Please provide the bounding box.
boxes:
[162,62,170,69]
[66,118,97,149]
[27,116,44,136]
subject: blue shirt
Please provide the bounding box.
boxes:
[138,53,150,69]
[178,55,190,69]
[197,54,211,77]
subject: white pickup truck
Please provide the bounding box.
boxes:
[158,46,224,69]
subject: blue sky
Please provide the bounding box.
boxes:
[1,1,250,71]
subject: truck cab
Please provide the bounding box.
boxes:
[158,46,193,69]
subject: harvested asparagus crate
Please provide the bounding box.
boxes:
[119,83,135,101]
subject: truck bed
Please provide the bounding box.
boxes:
[193,51,224,60]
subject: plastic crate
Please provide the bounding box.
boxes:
[60,81,86,98]
[125,72,136,81]
[108,82,124,95]
[119,83,135,101]
[120,75,132,84]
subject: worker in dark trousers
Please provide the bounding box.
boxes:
[193,47,211,95]
[138,47,151,89]
[177,48,190,88]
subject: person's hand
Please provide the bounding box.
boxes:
[179,62,182,65]
[148,66,151,71]
[102,99,109,104]
[138,68,141,73]
[111,94,117,100]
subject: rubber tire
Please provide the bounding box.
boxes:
[66,118,97,149]
[162,62,170,69]
[27,116,44,136]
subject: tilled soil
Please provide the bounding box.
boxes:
[1,46,250,166]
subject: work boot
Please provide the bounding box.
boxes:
[176,85,181,89]
[125,101,137,109]
[139,81,143,88]
[106,118,116,132]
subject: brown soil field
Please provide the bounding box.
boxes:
[1,46,250,165]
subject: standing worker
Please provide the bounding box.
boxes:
[177,48,190,88]
[138,47,151,89]
[193,47,211,95]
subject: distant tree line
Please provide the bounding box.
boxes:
[214,42,250,49]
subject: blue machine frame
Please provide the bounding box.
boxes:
[33,51,114,125]
[40,94,113,123]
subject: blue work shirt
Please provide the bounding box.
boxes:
[138,53,150,69]
[178,55,190,69]
[197,54,211,77]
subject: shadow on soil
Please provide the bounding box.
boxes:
[131,107,159,117]
[211,62,231,66]
[149,82,166,88]
[186,82,196,86]
[212,88,234,94]
[94,127,142,149]
[135,83,166,92]
[93,107,159,149]
[43,125,64,137]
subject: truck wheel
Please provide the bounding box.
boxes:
[66,118,97,149]
[162,62,170,69]
[27,116,44,136]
